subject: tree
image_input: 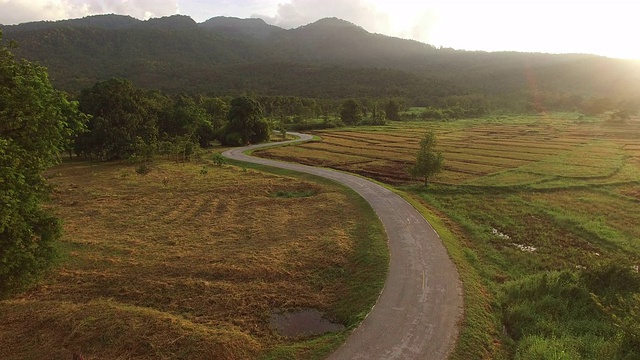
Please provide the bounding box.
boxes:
[385,99,401,121]
[340,99,362,125]
[0,30,87,297]
[608,109,631,123]
[278,114,287,141]
[409,131,444,186]
[77,78,158,160]
[59,97,90,159]
[220,96,271,146]
[200,96,230,133]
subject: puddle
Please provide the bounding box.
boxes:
[492,228,537,252]
[270,309,345,337]
[492,228,511,240]
[512,243,537,252]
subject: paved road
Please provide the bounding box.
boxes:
[223,133,463,360]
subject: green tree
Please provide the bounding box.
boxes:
[59,97,90,159]
[385,99,401,121]
[340,99,362,125]
[409,131,444,186]
[159,94,215,148]
[220,96,271,146]
[200,96,230,133]
[77,78,158,160]
[0,31,87,297]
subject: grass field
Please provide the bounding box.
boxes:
[256,113,640,359]
[0,159,388,359]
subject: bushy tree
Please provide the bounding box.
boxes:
[158,93,215,147]
[340,98,362,125]
[385,99,401,121]
[220,96,271,146]
[409,131,444,186]
[77,78,158,160]
[0,31,87,297]
[201,96,230,133]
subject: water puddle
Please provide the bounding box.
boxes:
[492,228,537,252]
[270,309,345,337]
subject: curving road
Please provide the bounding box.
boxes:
[223,133,463,360]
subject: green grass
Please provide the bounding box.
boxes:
[270,189,317,198]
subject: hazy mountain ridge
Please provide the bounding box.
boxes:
[1,14,638,104]
[199,16,284,40]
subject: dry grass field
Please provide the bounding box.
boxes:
[0,160,388,359]
[260,114,640,187]
[257,113,640,359]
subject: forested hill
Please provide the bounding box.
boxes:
[2,14,639,107]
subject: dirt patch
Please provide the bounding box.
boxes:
[270,309,345,337]
[621,188,640,200]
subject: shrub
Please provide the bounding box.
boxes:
[135,164,152,175]
[224,132,244,146]
[212,153,226,166]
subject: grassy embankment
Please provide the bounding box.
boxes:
[0,157,388,359]
[256,113,640,359]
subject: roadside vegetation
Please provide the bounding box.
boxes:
[256,113,640,359]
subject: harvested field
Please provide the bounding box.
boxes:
[258,116,640,186]
[0,160,388,360]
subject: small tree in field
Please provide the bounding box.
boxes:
[410,131,444,186]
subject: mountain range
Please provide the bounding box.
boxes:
[2,14,639,107]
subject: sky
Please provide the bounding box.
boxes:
[0,0,638,59]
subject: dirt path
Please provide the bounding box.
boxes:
[223,133,463,360]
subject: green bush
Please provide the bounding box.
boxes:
[582,261,640,297]
[135,164,152,175]
[212,153,226,166]
[224,132,244,146]
[500,269,640,359]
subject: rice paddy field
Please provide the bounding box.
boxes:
[257,113,640,359]
[0,160,388,360]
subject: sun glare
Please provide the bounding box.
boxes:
[367,0,640,59]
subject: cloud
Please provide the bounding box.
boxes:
[251,0,442,45]
[254,0,391,32]
[0,0,179,25]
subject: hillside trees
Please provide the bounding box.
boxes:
[0,31,87,297]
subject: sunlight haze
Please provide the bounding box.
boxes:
[0,0,638,59]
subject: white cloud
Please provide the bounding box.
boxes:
[250,0,640,58]
[0,0,179,25]
[1,0,638,58]
[255,0,391,32]
[178,0,281,23]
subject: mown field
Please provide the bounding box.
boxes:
[0,160,388,359]
[257,113,640,359]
